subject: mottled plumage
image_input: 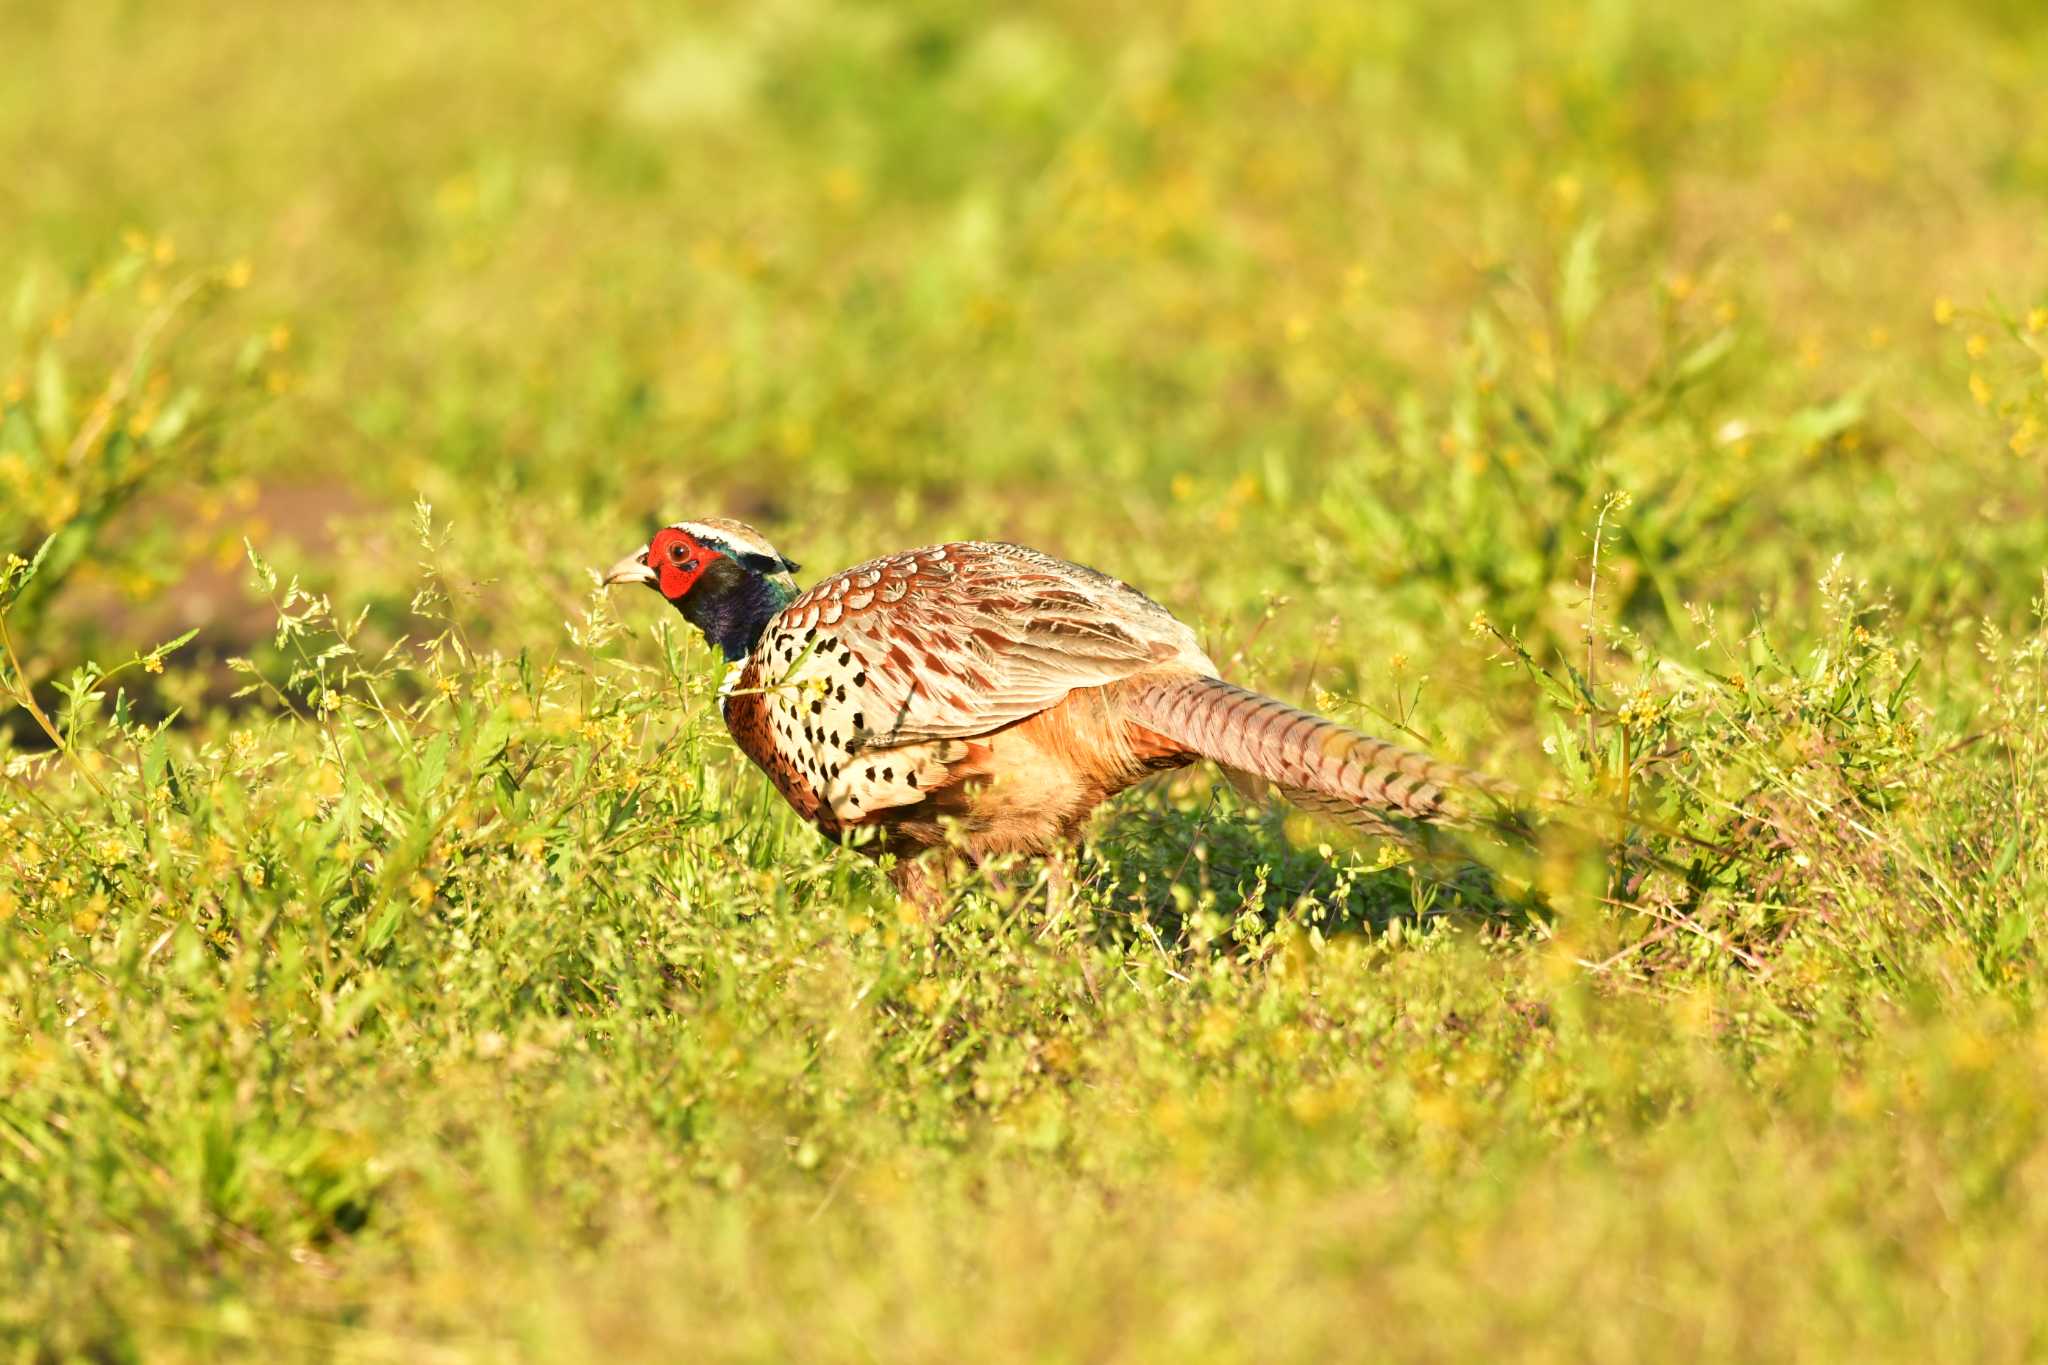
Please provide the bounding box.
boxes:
[606,521,1506,900]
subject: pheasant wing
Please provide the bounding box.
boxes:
[755,542,1213,754]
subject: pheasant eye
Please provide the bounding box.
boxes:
[668,542,687,562]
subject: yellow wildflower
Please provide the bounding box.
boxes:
[823,167,865,207]
[72,896,106,935]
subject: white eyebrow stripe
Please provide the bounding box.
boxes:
[674,520,782,562]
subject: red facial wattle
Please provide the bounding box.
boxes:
[648,528,715,599]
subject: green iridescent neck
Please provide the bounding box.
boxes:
[678,558,799,660]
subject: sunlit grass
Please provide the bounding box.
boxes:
[5,0,2048,1359]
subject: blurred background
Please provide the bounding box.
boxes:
[4,0,2045,754]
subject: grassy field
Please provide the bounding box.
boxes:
[5,0,2048,1358]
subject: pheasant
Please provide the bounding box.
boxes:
[604,519,1512,900]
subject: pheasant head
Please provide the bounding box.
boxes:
[605,517,802,659]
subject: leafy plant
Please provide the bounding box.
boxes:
[0,240,274,635]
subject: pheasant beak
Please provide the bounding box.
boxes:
[603,547,657,588]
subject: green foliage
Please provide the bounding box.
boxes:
[4,0,2048,1360]
[0,241,275,634]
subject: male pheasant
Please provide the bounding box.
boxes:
[605,519,1509,899]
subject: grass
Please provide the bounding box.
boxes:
[4,0,2048,1358]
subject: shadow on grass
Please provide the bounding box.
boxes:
[1057,778,1553,951]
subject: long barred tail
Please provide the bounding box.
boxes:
[1124,674,1518,841]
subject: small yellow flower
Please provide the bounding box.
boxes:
[224,259,252,290]
[822,166,865,208]
[143,654,164,675]
[2029,307,2048,336]
[1665,273,1696,302]
[1969,372,1992,406]
[1932,296,1955,326]
[152,236,175,264]
[72,898,105,935]
[1966,333,1989,359]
